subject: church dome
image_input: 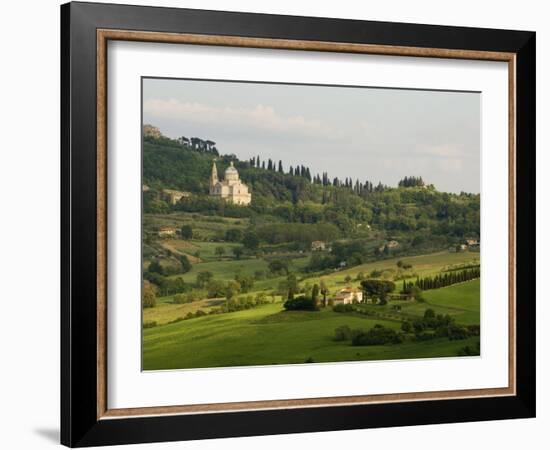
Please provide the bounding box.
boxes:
[225,161,237,174]
[224,161,239,181]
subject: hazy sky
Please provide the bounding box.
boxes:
[143,78,480,193]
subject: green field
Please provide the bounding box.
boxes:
[422,279,480,325]
[143,301,479,370]
[143,274,480,369]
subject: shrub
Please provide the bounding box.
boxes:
[143,320,157,329]
[167,317,185,325]
[142,281,157,308]
[448,324,469,340]
[283,296,318,311]
[334,325,352,341]
[194,309,207,318]
[179,255,192,273]
[225,228,243,242]
[148,260,163,275]
[253,270,266,280]
[351,325,403,346]
[333,303,354,313]
[414,332,436,341]
[268,259,288,275]
[457,341,481,356]
[424,308,436,319]
[180,225,193,239]
[401,321,412,333]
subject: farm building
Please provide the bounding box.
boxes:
[311,240,327,251]
[158,227,177,238]
[333,287,363,305]
[162,189,191,205]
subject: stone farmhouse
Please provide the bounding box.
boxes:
[333,287,364,305]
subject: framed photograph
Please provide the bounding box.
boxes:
[61,2,536,447]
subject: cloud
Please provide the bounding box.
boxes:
[417,143,462,158]
[143,99,340,140]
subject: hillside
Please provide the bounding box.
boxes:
[141,130,481,369]
[143,132,480,248]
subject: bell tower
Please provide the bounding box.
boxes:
[210,160,219,194]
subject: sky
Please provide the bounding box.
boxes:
[143,77,480,194]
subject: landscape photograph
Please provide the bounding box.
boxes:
[141,78,481,371]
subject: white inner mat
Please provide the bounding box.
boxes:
[107,40,509,410]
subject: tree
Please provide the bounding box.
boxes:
[232,246,244,260]
[225,280,241,301]
[142,281,157,308]
[225,228,243,242]
[286,273,298,300]
[401,321,412,333]
[215,246,226,260]
[242,231,260,250]
[196,271,213,288]
[311,284,320,304]
[320,279,329,307]
[268,259,288,275]
[344,275,352,283]
[179,255,192,273]
[148,260,163,275]
[360,279,396,303]
[424,308,436,319]
[180,224,193,239]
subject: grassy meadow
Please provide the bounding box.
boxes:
[143,300,479,370]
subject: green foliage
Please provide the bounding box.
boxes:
[232,246,244,260]
[457,340,481,356]
[398,176,425,188]
[173,291,199,304]
[333,303,355,313]
[360,279,396,301]
[351,324,403,346]
[225,228,243,242]
[142,281,157,308]
[180,224,193,239]
[179,255,192,273]
[333,325,352,341]
[414,267,480,291]
[143,134,479,242]
[285,273,299,300]
[234,273,254,293]
[283,296,318,311]
[196,271,213,288]
[143,320,158,329]
[268,259,288,275]
[424,308,436,319]
[401,321,412,333]
[255,223,340,245]
[242,231,260,250]
[148,260,163,275]
[215,246,226,259]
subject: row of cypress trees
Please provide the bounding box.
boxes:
[401,267,480,293]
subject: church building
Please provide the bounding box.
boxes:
[209,161,252,205]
